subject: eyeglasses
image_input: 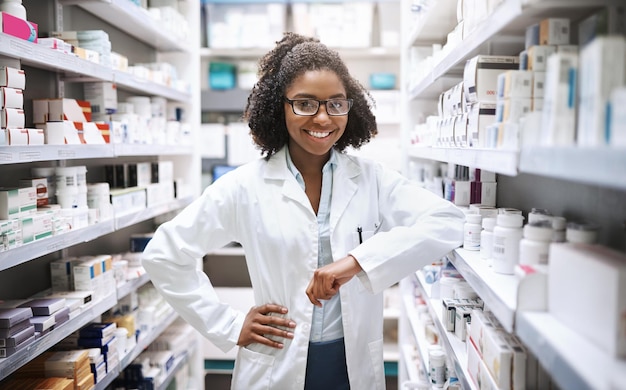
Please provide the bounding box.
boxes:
[284,97,353,116]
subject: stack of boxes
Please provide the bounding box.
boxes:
[105,161,175,217]
[50,30,112,68]
[443,166,497,208]
[412,8,626,152]
[463,55,519,148]
[0,63,38,146]
[17,297,70,338]
[0,306,35,358]
[466,310,530,390]
[74,322,120,382]
[43,349,95,389]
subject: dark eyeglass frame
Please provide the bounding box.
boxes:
[284,97,353,116]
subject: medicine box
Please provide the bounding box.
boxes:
[497,71,533,99]
[0,87,23,109]
[1,108,25,128]
[0,66,25,89]
[549,243,626,358]
[0,12,38,43]
[527,45,556,72]
[577,36,626,147]
[539,18,570,46]
[467,338,499,390]
[482,327,526,390]
[463,55,519,104]
[467,102,496,148]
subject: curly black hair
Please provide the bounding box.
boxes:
[243,32,378,159]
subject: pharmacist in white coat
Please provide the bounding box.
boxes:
[142,32,464,390]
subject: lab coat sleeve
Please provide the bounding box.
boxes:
[351,165,465,294]
[141,173,246,352]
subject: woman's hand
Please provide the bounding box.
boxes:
[306,255,363,307]
[237,304,296,349]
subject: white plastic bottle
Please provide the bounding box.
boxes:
[492,214,524,274]
[463,213,482,251]
[0,0,27,19]
[429,348,446,388]
[480,217,496,263]
[519,221,553,265]
[551,216,567,242]
[566,221,599,244]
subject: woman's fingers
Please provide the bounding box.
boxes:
[238,304,296,348]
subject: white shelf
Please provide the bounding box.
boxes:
[0,292,118,381]
[0,145,115,165]
[117,272,150,300]
[0,33,113,80]
[447,249,518,333]
[115,196,194,230]
[0,144,192,165]
[407,0,618,100]
[0,197,192,272]
[407,145,519,176]
[113,71,192,103]
[519,147,626,190]
[0,219,115,272]
[0,33,190,101]
[414,272,476,390]
[70,0,191,52]
[516,312,626,390]
[405,0,457,47]
[113,144,194,157]
[400,278,428,376]
[120,309,178,369]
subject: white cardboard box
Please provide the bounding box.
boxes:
[0,66,25,89]
[464,55,520,104]
[0,87,23,109]
[549,243,626,358]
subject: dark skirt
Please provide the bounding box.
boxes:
[304,338,350,389]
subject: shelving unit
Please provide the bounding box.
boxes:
[400,0,626,389]
[0,0,202,387]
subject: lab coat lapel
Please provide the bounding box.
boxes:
[330,153,360,230]
[264,147,312,212]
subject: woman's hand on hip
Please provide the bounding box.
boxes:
[237,304,296,349]
[306,255,363,307]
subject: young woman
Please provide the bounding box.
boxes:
[142,32,464,389]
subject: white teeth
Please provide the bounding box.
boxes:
[307,130,330,138]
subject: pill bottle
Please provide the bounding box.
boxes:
[519,221,553,265]
[498,207,522,215]
[480,217,496,263]
[566,221,599,244]
[439,276,461,300]
[429,349,446,388]
[0,0,26,20]
[528,207,552,224]
[551,216,567,242]
[454,281,478,299]
[492,214,524,274]
[463,213,482,251]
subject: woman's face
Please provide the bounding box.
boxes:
[284,69,348,163]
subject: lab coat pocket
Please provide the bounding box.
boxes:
[231,346,275,390]
[352,221,381,247]
[367,338,385,390]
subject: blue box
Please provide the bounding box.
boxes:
[209,62,236,90]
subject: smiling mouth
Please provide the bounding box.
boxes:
[305,130,333,138]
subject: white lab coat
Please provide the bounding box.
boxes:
[142,146,464,389]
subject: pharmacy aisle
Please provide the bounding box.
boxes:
[399,0,626,389]
[0,0,203,388]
